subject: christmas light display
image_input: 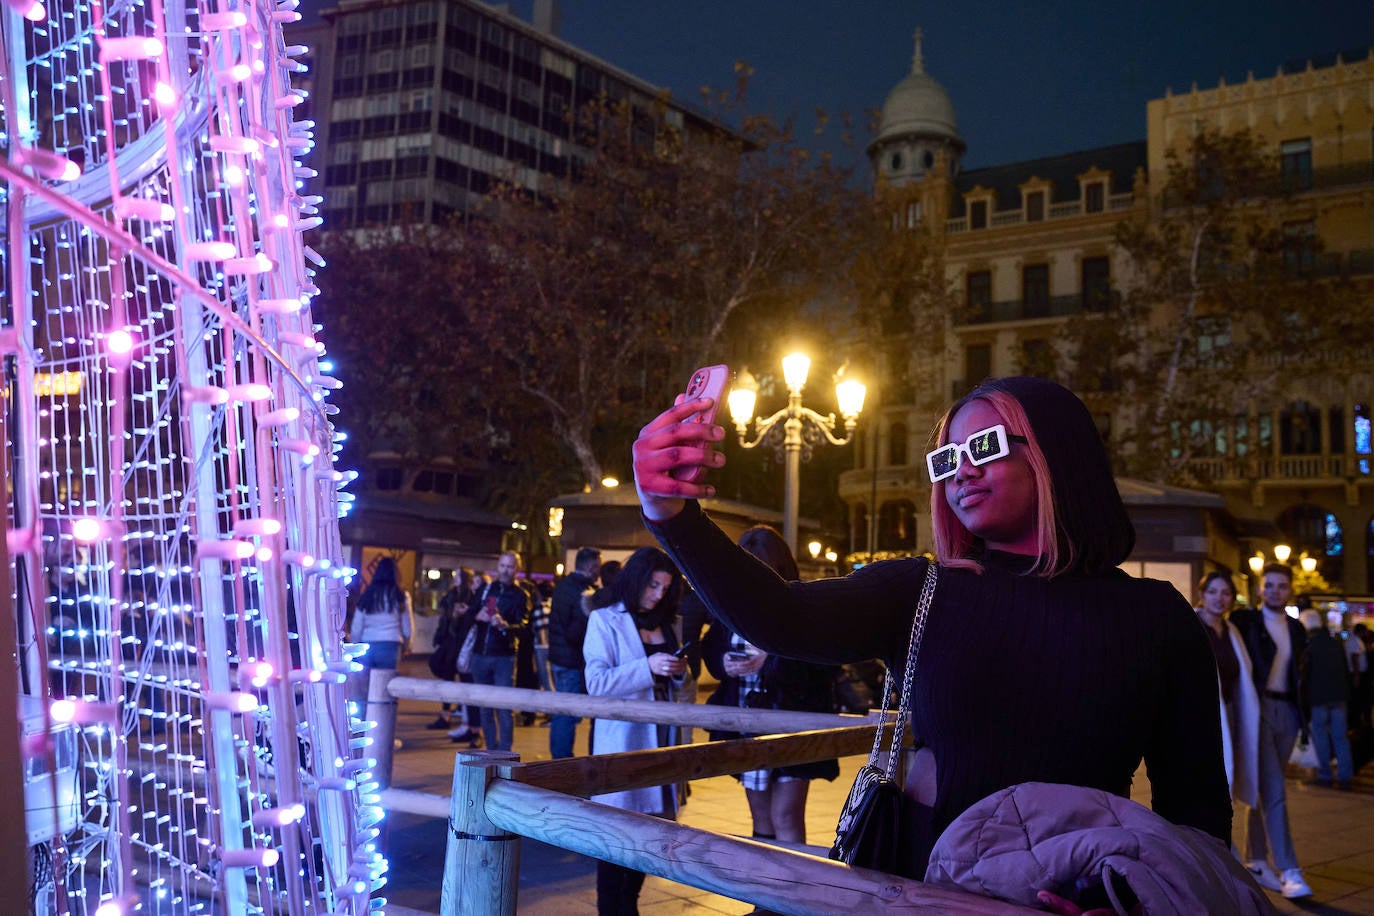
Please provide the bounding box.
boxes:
[2,0,377,912]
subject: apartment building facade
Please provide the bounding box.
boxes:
[840,43,1374,594]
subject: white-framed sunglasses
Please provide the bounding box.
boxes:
[925,424,1028,483]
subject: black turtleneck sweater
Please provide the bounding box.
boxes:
[649,501,1231,871]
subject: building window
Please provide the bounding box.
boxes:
[969,199,987,230]
[1282,220,1317,277]
[1080,256,1110,312]
[411,470,454,494]
[888,423,908,467]
[1278,504,1343,582]
[878,500,917,551]
[1023,263,1050,317]
[1280,401,1322,455]
[1356,403,1371,475]
[889,151,903,172]
[1196,315,1231,364]
[1280,138,1313,192]
[906,201,921,228]
[1026,190,1045,222]
[966,270,991,319]
[1084,181,1105,213]
[965,343,991,386]
[1231,417,1249,456]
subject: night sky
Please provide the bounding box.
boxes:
[298,0,1373,170]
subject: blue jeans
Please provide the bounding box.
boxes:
[351,641,401,705]
[469,652,515,751]
[1310,701,1354,782]
[550,663,585,759]
[1245,697,1301,871]
[366,641,401,669]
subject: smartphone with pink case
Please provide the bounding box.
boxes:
[672,364,729,482]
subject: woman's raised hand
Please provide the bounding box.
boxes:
[632,397,726,522]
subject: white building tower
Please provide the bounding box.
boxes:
[868,29,966,185]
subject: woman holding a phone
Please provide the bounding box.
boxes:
[631,374,1231,884]
[582,546,688,915]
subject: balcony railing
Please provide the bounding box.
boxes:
[946,193,1133,234]
[1186,454,1368,482]
[957,292,1112,326]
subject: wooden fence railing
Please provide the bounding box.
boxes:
[374,674,1034,915]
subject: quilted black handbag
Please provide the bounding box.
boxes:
[829,562,938,874]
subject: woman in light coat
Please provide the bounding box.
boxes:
[1197,572,1260,821]
[583,546,686,915]
[348,557,413,705]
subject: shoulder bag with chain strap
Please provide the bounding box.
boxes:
[829,561,939,873]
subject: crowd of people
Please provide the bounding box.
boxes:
[1198,565,1374,900]
[339,375,1374,912]
[348,537,849,914]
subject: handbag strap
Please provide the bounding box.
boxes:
[865,562,939,780]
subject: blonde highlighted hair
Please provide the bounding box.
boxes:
[930,390,1065,577]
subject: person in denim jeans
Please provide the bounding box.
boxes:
[1300,609,1354,788]
[348,558,412,705]
[461,551,532,752]
[547,547,601,758]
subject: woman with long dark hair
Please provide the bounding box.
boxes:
[631,376,1232,885]
[348,557,412,699]
[582,546,687,915]
[1195,572,1259,827]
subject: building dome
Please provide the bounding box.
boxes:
[869,29,965,184]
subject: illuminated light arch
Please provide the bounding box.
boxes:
[2,0,375,912]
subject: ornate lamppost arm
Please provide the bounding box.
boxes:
[734,406,793,450]
[794,406,858,446]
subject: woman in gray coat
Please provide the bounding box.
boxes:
[583,546,687,915]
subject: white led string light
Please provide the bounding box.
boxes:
[1,0,372,912]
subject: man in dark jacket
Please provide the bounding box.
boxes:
[1300,609,1353,788]
[1229,563,1311,899]
[547,547,600,758]
[462,551,532,752]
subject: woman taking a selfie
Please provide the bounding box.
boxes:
[632,375,1231,879]
[582,546,689,915]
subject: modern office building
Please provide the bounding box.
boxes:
[841,40,1374,594]
[289,0,720,228]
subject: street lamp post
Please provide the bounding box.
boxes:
[727,353,865,553]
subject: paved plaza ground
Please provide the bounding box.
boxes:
[379,658,1374,914]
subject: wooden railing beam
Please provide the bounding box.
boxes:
[387,676,867,733]
[514,726,879,796]
[483,780,1033,914]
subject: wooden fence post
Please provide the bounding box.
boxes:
[441,750,521,916]
[367,667,398,790]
